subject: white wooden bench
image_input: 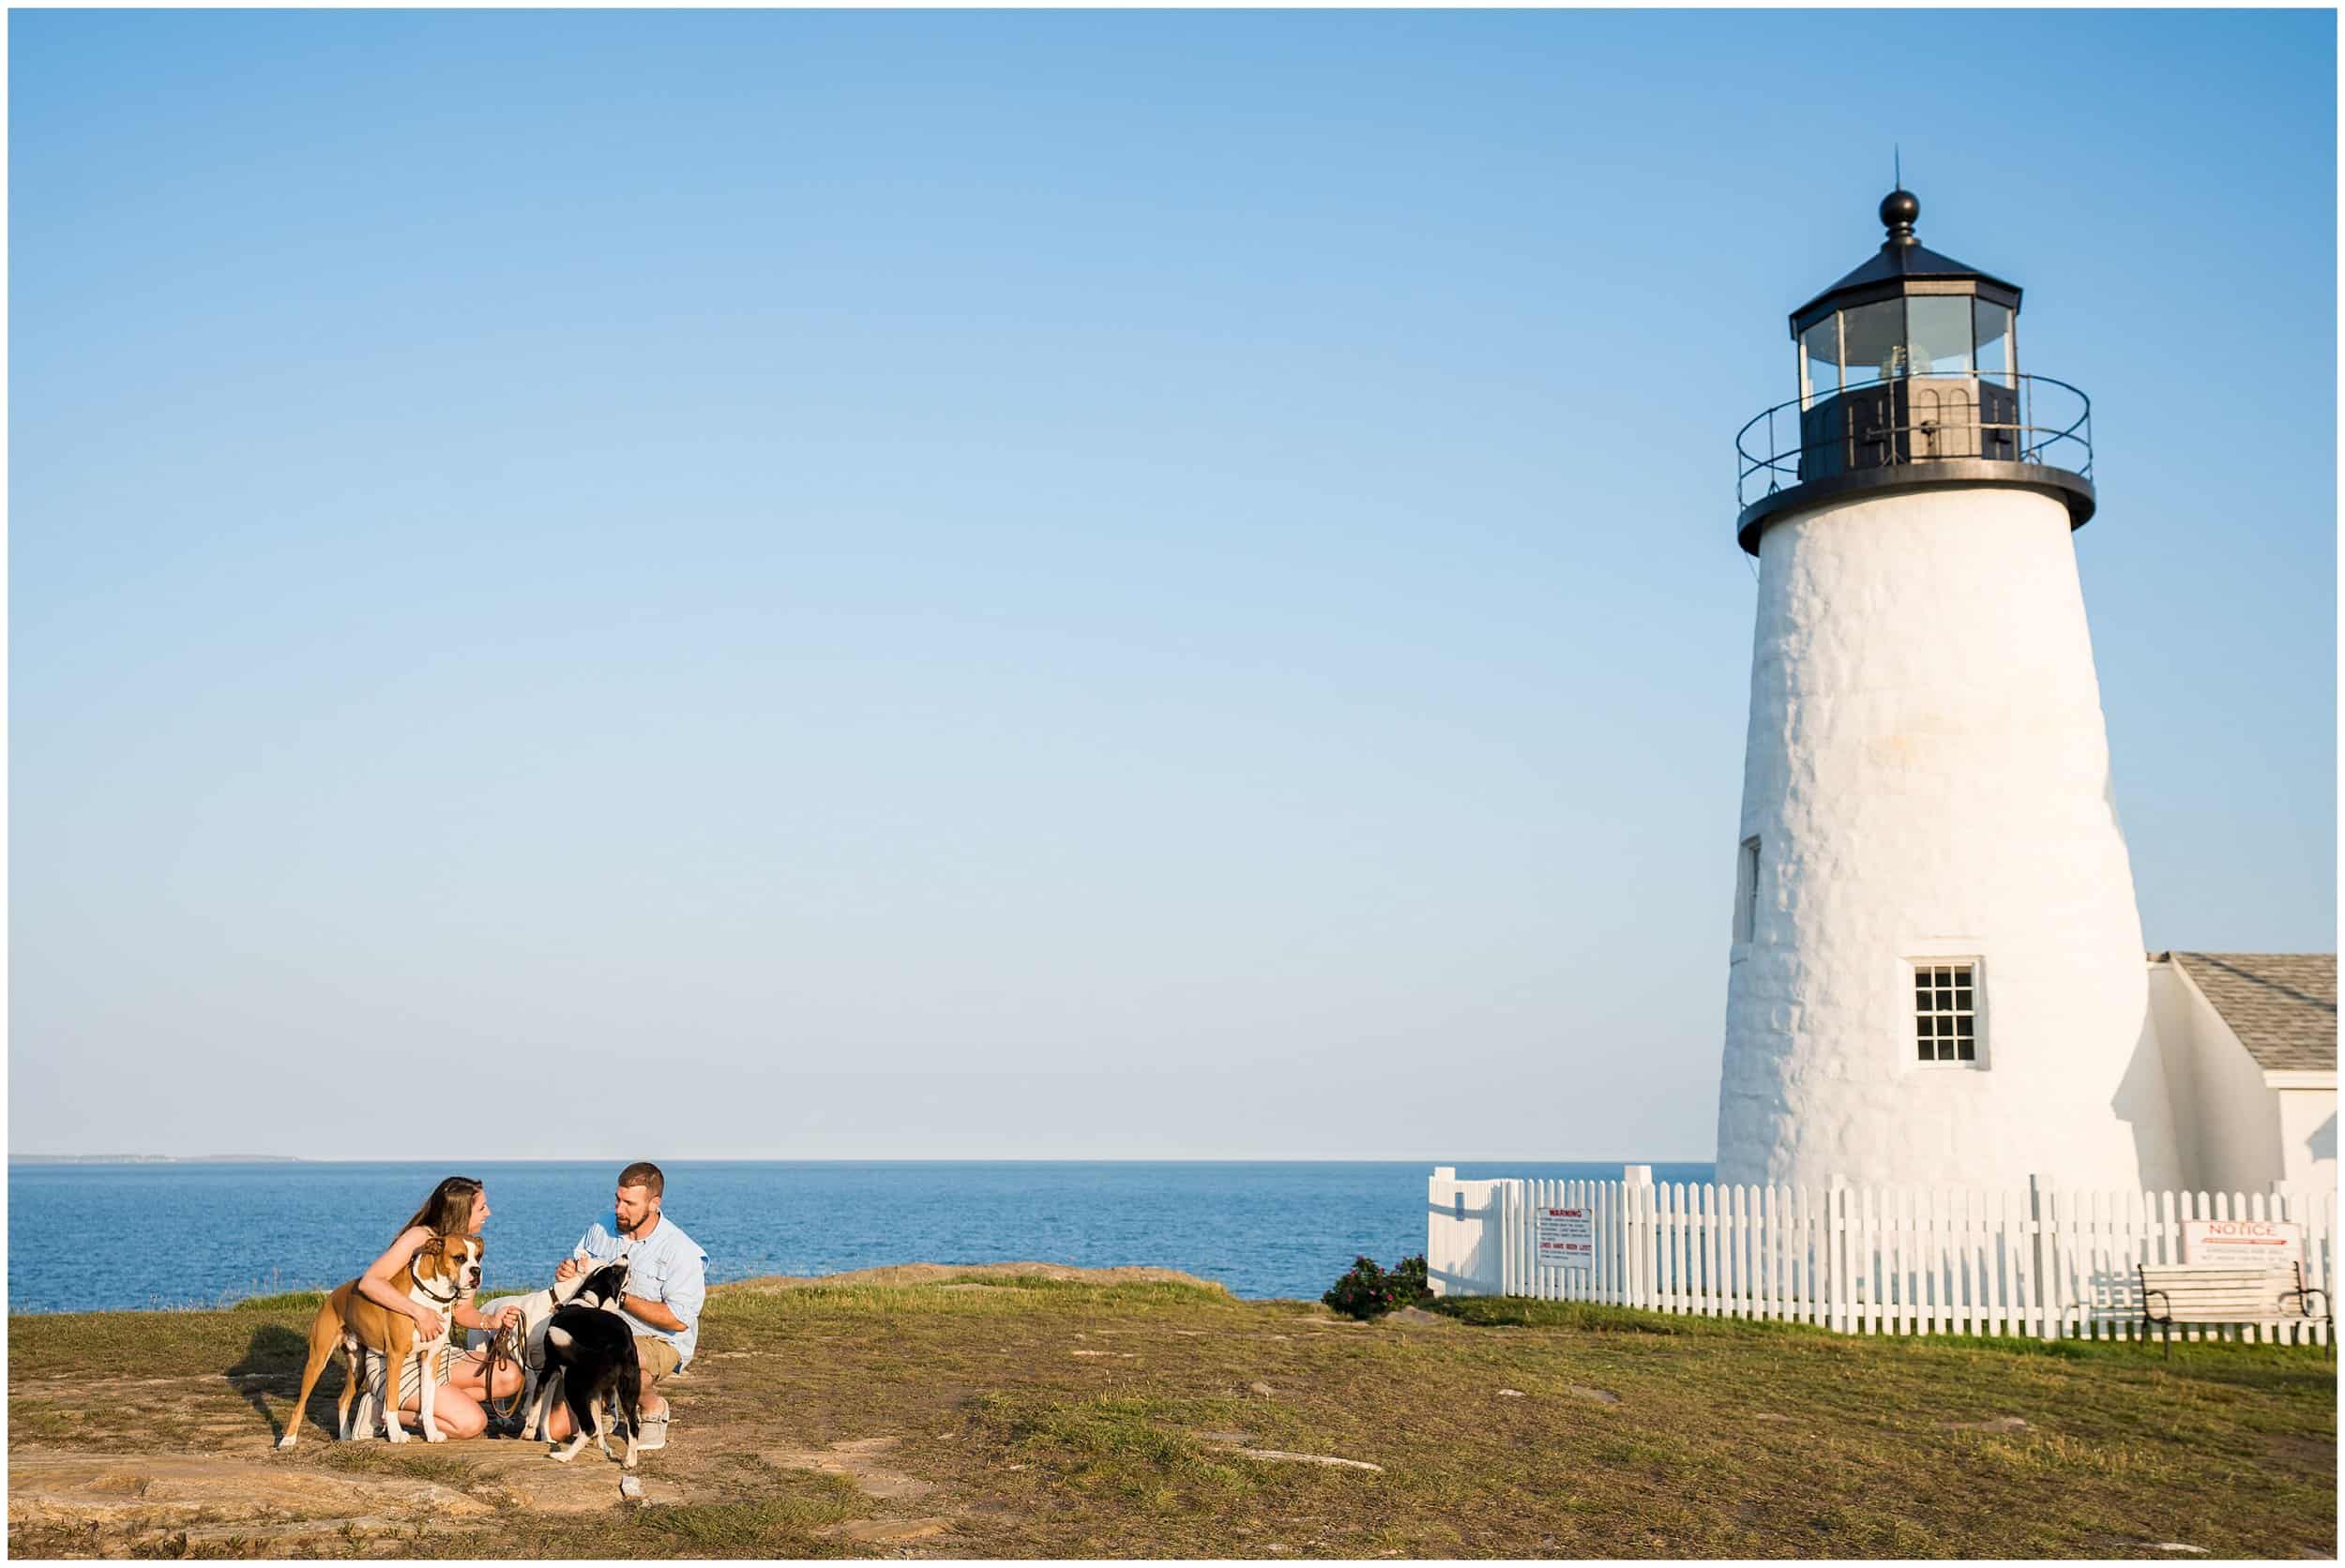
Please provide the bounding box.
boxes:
[2136,1262,2330,1356]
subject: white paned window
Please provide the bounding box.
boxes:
[1732,837,1760,944]
[1913,962,1979,1063]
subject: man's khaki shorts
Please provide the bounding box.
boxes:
[635,1335,682,1382]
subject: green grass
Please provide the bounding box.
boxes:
[10,1274,2336,1559]
[1435,1293,2330,1364]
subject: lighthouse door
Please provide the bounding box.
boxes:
[1909,376,1979,459]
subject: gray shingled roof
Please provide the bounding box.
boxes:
[2170,953,2337,1074]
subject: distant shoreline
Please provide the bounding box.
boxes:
[8,1154,306,1165]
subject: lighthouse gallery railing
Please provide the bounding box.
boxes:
[1734,370,2093,514]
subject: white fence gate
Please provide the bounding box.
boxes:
[1427,1166,2334,1345]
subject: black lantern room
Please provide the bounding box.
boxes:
[1733,189,2095,554]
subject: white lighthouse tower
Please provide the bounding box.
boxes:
[1715,189,2182,1192]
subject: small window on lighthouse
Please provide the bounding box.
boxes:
[1732,837,1760,944]
[1913,963,1978,1063]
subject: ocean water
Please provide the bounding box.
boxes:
[6,1159,1712,1314]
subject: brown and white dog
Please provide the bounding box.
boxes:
[277,1235,485,1447]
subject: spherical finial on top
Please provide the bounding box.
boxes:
[1880,188,1920,245]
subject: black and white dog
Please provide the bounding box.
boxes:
[501,1256,633,1442]
[537,1296,643,1470]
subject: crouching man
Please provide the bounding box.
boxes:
[547,1160,705,1451]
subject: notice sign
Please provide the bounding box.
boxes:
[1536,1207,1593,1270]
[2181,1218,2305,1269]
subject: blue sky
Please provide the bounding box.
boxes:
[10,9,2335,1160]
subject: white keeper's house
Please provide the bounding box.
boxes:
[1716,189,2336,1196]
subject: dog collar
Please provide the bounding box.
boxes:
[413,1268,463,1304]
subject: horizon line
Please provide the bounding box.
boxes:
[8,1153,1717,1166]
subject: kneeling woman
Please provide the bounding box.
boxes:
[356,1176,522,1439]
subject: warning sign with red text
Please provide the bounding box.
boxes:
[2181,1218,2305,1268]
[1536,1208,1593,1270]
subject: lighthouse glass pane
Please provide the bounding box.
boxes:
[1907,295,1974,375]
[1974,301,2013,386]
[1801,320,1839,406]
[1839,300,1904,385]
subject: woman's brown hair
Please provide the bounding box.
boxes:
[393,1176,484,1246]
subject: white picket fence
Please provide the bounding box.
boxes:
[1427,1167,2335,1345]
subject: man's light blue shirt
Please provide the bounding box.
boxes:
[573,1214,706,1367]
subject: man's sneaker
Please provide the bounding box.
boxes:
[635,1409,671,1453]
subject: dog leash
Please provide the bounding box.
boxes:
[480,1319,528,1429]
[485,1258,628,1438]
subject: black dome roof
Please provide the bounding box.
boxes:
[1790,190,2022,338]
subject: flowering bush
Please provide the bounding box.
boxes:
[1322,1253,1433,1320]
